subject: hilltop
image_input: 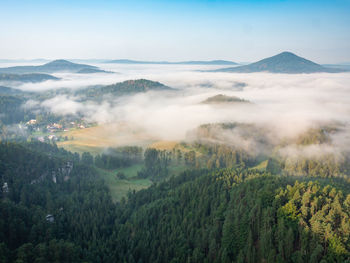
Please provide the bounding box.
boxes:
[201,94,250,104]
[75,79,173,101]
[215,52,348,73]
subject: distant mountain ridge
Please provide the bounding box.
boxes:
[0,59,109,74]
[215,52,348,73]
[107,59,237,65]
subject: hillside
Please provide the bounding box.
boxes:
[0,73,59,83]
[216,52,348,73]
[76,68,110,74]
[75,79,173,100]
[0,86,24,95]
[108,170,350,262]
[1,133,350,262]
[0,59,108,74]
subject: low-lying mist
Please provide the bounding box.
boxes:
[14,62,350,158]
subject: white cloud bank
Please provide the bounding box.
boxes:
[18,63,350,156]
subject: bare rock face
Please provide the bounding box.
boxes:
[31,161,74,184]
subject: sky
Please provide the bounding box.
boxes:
[1,0,350,63]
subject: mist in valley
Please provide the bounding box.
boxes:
[0,61,344,163]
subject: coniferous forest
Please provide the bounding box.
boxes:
[1,139,349,262]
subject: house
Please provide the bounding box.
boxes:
[53,123,62,129]
[46,123,63,132]
[26,119,37,125]
[48,134,57,141]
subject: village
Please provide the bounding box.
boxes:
[25,118,94,142]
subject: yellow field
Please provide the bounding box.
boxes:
[56,122,188,155]
[149,140,178,150]
[57,123,158,154]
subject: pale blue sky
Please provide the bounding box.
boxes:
[1,0,349,63]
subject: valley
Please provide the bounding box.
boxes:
[1,53,350,262]
[2,1,350,261]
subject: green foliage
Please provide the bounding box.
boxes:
[94,146,143,170]
[0,95,29,125]
[0,141,116,262]
[1,141,350,262]
[110,170,350,262]
[138,148,171,181]
[184,150,196,166]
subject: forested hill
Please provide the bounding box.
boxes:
[201,94,250,104]
[75,79,173,100]
[1,141,349,262]
[0,86,24,95]
[111,169,350,262]
[0,73,59,83]
[0,95,29,124]
[215,52,348,73]
[0,141,116,262]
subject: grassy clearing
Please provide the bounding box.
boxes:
[96,162,189,202]
[96,164,152,202]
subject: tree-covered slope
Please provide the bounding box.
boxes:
[75,79,173,101]
[0,142,116,262]
[0,73,59,83]
[0,86,24,95]
[1,141,350,262]
[0,95,31,124]
[111,168,350,262]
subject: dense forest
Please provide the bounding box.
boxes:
[0,73,58,83]
[0,141,349,262]
[0,96,26,125]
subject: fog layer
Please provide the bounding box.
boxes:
[12,62,350,156]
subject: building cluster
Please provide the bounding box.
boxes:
[46,123,63,133]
